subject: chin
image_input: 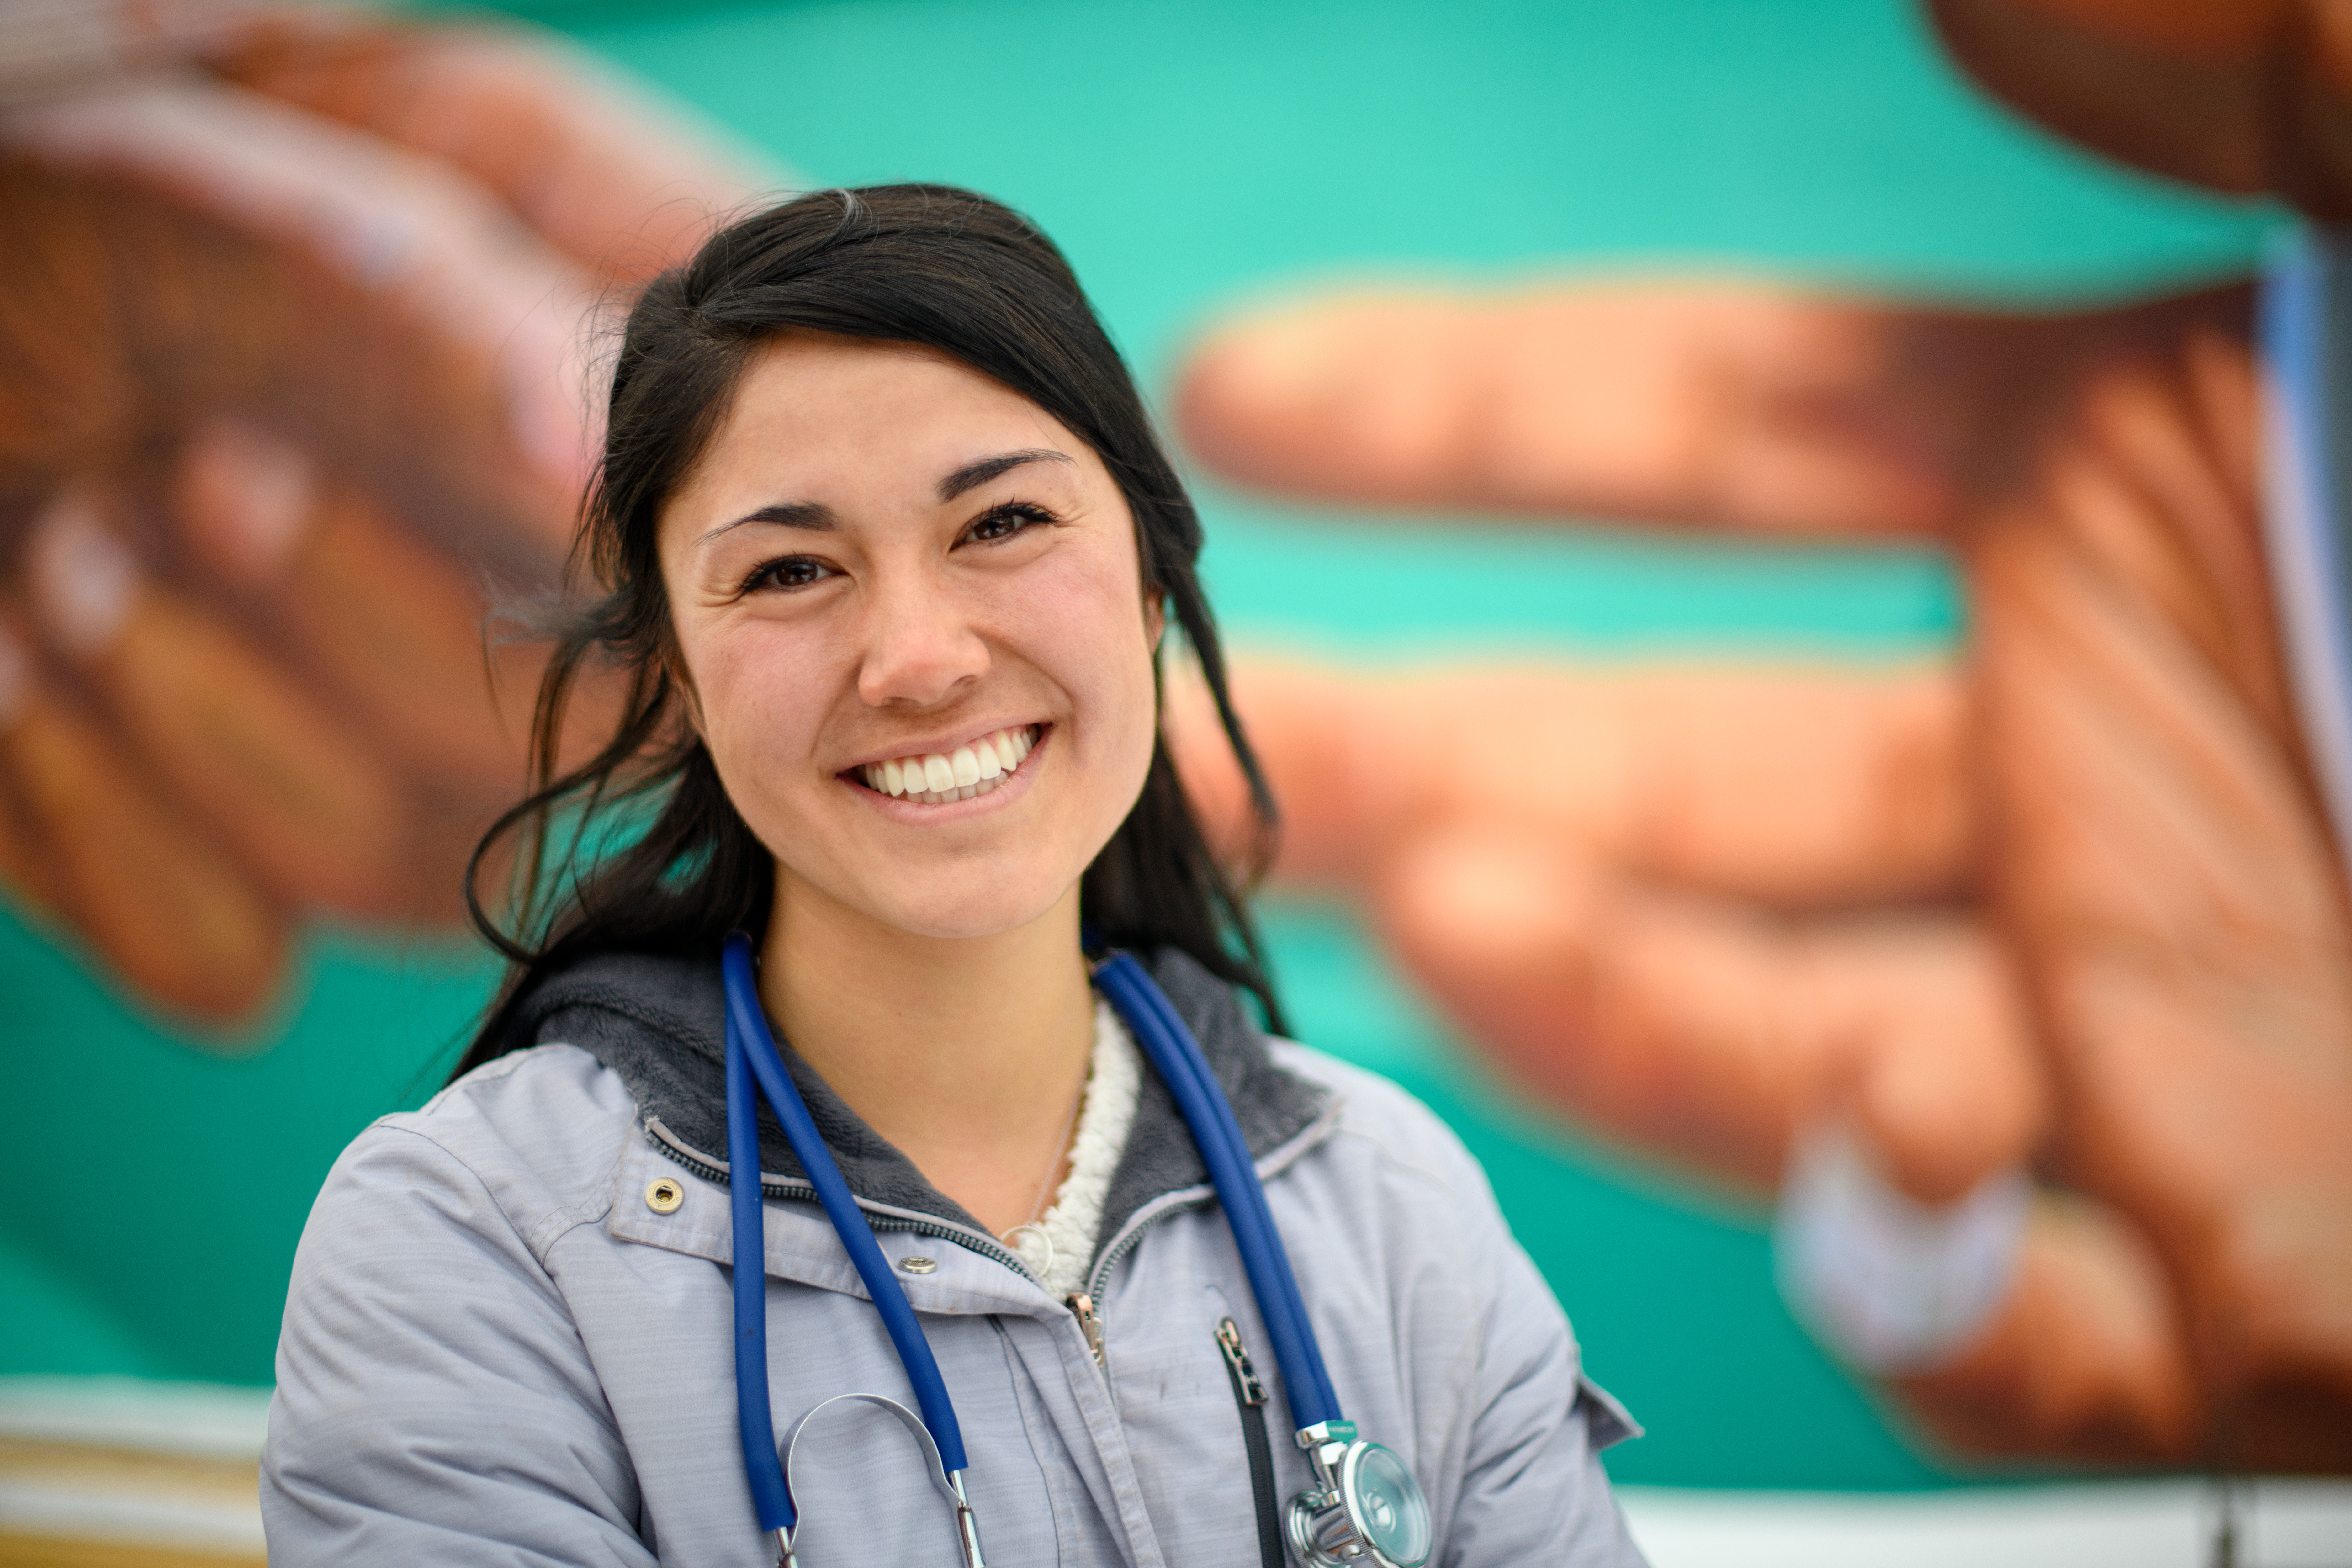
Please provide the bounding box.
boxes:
[820,849,1079,942]
[869,888,1069,942]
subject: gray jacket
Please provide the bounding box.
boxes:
[262,948,1644,1566]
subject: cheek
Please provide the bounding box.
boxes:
[1060,587,1163,867]
[680,621,835,794]
[1017,550,1158,763]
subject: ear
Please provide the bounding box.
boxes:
[1144,590,1167,649]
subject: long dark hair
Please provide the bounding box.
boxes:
[450,184,1283,1077]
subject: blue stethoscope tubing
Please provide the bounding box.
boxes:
[1086,950,1342,1428]
[719,930,1348,1539]
[722,936,970,1536]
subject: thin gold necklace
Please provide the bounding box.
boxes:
[1000,1067,1088,1269]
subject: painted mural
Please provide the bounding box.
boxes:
[0,1,2344,1560]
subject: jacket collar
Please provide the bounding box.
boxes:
[504,944,1330,1253]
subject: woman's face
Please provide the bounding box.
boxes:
[658,332,1162,940]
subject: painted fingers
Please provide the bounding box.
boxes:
[1179,653,1974,905]
[0,66,606,1025]
[1179,282,2110,536]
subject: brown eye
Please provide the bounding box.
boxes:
[963,501,1052,545]
[743,556,834,593]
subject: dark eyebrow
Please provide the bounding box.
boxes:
[696,499,837,545]
[694,452,1070,544]
[936,448,1074,503]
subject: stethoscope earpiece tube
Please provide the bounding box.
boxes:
[1091,951,1343,1432]
[721,935,974,1530]
[725,996,796,1534]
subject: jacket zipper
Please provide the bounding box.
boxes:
[1073,1095,1346,1364]
[645,1130,1036,1278]
[659,1131,1124,1384]
[1065,1293,1105,1364]
[1085,1205,1177,1302]
[1216,1317,1284,1568]
[655,1124,1309,1377]
[1053,1189,1217,1368]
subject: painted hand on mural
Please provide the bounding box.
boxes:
[1170,0,2352,1471]
[0,2,764,1022]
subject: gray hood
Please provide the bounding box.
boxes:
[499,944,1330,1253]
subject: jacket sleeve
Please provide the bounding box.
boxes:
[1441,1222,1648,1567]
[1411,1118,1645,1568]
[261,1120,656,1567]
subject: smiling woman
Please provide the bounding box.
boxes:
[458,188,1283,1049]
[658,331,1165,969]
[258,186,1643,1567]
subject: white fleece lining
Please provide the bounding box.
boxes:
[1013,998,1141,1298]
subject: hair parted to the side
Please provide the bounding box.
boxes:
[450,184,1283,1078]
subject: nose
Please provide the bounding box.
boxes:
[855,570,990,710]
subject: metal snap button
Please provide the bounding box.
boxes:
[645,1178,684,1214]
[898,1256,938,1275]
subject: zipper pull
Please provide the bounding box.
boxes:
[1066,1292,1104,1365]
[1216,1316,1268,1406]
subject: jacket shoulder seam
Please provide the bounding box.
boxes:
[1268,1042,1478,1200]
[361,1075,627,1267]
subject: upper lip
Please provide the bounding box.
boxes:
[837,721,1041,773]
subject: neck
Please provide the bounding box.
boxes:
[760,869,1096,1237]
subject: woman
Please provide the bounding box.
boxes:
[261,185,1642,1566]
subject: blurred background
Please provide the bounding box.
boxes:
[3,0,2350,1563]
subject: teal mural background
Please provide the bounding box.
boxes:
[0,0,2278,1491]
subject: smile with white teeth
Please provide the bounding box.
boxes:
[857,725,1039,805]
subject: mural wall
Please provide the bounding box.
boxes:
[1,0,2342,1532]
[1170,0,2352,1475]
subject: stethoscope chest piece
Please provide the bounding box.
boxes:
[1286,1421,1433,1568]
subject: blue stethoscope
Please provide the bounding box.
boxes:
[719,932,1432,1568]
